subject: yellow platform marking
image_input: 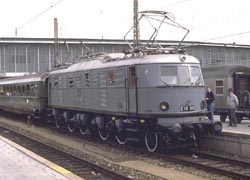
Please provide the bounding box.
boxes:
[51,165,72,174]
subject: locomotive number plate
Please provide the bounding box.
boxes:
[180,105,194,111]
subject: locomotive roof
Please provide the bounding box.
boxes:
[0,72,49,85]
[50,53,200,75]
[202,65,250,77]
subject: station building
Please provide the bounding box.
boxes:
[0,37,250,77]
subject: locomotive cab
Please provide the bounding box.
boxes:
[129,54,216,151]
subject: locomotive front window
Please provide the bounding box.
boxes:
[179,66,191,86]
[160,66,177,86]
[176,65,204,86]
[190,66,204,86]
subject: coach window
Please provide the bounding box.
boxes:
[2,86,5,96]
[0,86,3,96]
[215,80,224,95]
[6,86,10,96]
[84,73,91,87]
[107,71,115,86]
[30,84,35,96]
[9,86,13,96]
[18,86,21,96]
[13,86,17,95]
[21,85,25,96]
[26,84,30,96]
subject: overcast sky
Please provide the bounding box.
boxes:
[1,0,250,44]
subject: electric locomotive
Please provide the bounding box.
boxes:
[0,50,221,152]
[48,48,221,152]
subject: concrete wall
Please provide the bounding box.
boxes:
[200,133,250,158]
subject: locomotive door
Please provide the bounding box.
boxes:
[127,66,137,113]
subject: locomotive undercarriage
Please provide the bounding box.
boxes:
[52,109,221,152]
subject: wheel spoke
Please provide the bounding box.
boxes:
[115,131,127,145]
[67,120,76,132]
[98,128,110,141]
[55,117,62,129]
[145,129,158,152]
[79,125,88,135]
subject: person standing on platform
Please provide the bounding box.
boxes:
[226,88,239,127]
[205,86,215,122]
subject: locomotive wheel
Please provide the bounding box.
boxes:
[89,120,98,136]
[79,124,88,135]
[145,129,158,152]
[67,119,76,133]
[115,131,127,145]
[79,116,90,135]
[55,115,63,129]
[98,128,110,141]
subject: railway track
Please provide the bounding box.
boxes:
[155,149,250,180]
[0,126,131,180]
[185,149,250,180]
[1,114,250,180]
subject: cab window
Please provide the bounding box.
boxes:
[160,66,177,86]
[190,66,204,86]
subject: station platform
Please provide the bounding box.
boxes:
[202,115,250,159]
[0,135,83,180]
[215,115,250,136]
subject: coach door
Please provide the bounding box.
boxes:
[234,73,250,109]
[127,66,137,113]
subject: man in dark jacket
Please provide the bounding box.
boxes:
[206,86,215,122]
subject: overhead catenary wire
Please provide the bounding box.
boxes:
[158,0,191,9]
[15,0,65,36]
[202,31,250,42]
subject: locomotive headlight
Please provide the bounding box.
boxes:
[200,100,206,110]
[159,102,169,111]
[179,55,186,62]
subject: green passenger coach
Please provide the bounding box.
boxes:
[0,73,49,116]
